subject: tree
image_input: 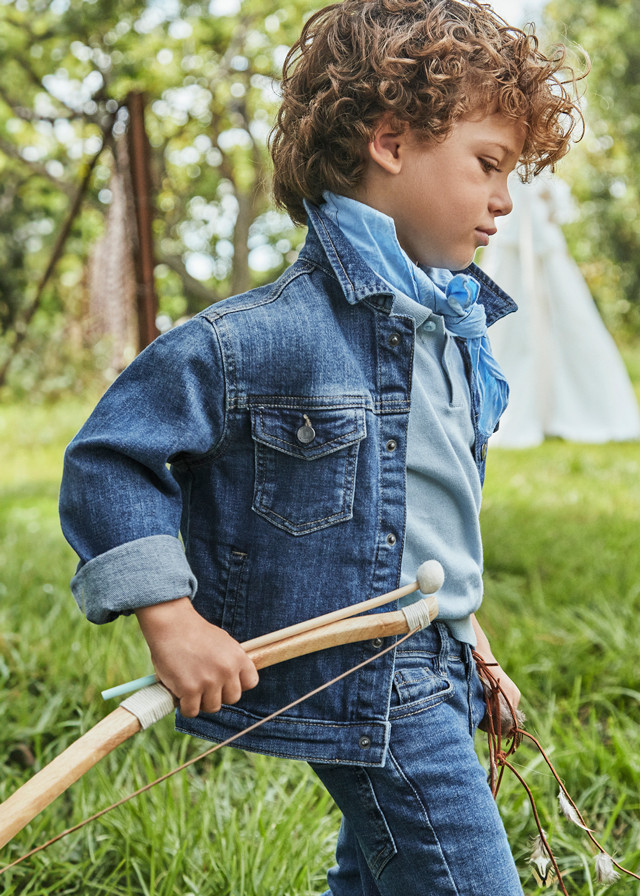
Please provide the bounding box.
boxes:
[543,0,640,333]
[0,0,314,392]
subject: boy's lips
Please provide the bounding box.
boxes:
[475,227,497,246]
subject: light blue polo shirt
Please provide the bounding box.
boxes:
[322,192,483,645]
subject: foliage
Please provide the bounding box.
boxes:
[2,0,640,395]
[1,354,640,892]
[543,0,640,334]
[0,0,315,392]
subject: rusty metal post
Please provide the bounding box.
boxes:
[126,92,159,351]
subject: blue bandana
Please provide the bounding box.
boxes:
[321,191,508,437]
[436,274,509,437]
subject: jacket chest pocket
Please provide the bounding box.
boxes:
[250,405,366,536]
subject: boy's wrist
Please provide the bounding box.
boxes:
[135,596,194,634]
[470,614,497,663]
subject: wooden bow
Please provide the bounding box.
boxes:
[0,561,443,850]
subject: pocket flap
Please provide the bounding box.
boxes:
[251,406,366,460]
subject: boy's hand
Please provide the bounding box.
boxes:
[471,613,522,734]
[476,661,523,736]
[473,655,522,714]
[135,597,259,717]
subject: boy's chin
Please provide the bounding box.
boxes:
[456,250,480,271]
[431,255,476,272]
[420,248,477,271]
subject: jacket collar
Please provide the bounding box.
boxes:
[300,200,517,327]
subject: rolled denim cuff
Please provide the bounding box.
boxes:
[70,534,197,624]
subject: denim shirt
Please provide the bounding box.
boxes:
[60,202,516,767]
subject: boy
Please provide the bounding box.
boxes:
[60,1,584,892]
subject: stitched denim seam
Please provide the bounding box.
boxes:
[254,408,365,455]
[241,394,372,411]
[358,767,398,879]
[387,747,461,895]
[201,262,314,322]
[388,697,451,720]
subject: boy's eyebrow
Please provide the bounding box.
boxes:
[479,140,523,167]
[483,142,517,158]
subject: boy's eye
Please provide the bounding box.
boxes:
[480,158,500,173]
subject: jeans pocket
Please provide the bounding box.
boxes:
[250,403,366,536]
[390,654,453,717]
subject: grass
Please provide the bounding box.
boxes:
[1,360,640,894]
[479,436,640,894]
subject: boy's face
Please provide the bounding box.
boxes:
[360,111,527,270]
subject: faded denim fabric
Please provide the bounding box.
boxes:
[312,623,523,895]
[320,193,508,645]
[320,191,509,444]
[60,202,516,765]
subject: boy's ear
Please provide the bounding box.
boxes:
[368,117,408,175]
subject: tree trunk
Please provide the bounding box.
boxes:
[126,92,159,352]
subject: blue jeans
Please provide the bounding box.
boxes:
[311,623,523,895]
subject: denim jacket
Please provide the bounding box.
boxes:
[60,202,516,766]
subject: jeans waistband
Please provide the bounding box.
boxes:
[395,621,478,687]
[396,620,470,661]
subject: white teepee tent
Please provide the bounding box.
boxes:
[481,175,640,447]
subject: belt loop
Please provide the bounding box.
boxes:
[462,642,472,672]
[462,643,478,734]
[435,622,449,674]
[462,642,475,684]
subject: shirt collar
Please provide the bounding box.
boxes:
[320,191,440,308]
[301,199,517,326]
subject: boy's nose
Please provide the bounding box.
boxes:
[490,184,514,217]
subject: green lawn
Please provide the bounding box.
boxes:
[1,375,640,894]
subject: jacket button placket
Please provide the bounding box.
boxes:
[370,315,413,600]
[351,312,413,748]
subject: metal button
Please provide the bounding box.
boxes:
[386,534,397,546]
[371,638,384,649]
[388,333,401,347]
[424,320,437,332]
[358,735,372,750]
[297,414,316,445]
[386,439,397,452]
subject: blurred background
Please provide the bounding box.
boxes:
[0,0,638,401]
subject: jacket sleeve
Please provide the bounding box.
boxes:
[59,316,226,624]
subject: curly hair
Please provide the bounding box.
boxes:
[270,0,587,225]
